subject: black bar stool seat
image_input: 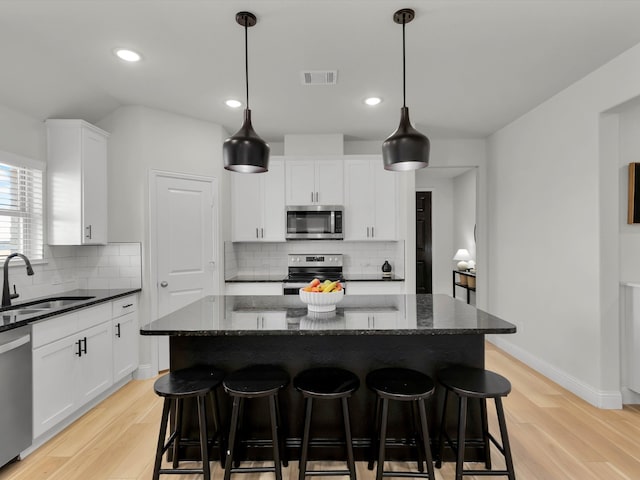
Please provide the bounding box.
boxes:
[294,367,360,480]
[152,366,226,480]
[367,368,436,480]
[436,366,516,480]
[223,365,290,480]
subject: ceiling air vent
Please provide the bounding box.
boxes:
[301,70,338,85]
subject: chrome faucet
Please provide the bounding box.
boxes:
[2,253,34,307]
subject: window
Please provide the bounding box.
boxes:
[0,157,44,261]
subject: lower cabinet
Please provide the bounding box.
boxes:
[32,294,139,439]
[112,296,139,381]
[344,310,399,329]
[231,311,287,330]
[344,281,405,295]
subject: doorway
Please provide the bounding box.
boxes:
[149,171,217,371]
[416,191,433,294]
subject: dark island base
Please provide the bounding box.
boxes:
[169,334,488,463]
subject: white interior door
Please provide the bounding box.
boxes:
[153,173,215,370]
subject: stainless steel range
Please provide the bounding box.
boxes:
[282,254,344,295]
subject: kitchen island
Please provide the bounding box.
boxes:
[141,294,515,462]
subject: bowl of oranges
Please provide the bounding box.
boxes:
[299,278,344,312]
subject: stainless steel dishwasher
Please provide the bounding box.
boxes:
[0,325,32,467]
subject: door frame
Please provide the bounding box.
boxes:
[148,169,219,374]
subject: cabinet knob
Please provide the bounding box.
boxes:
[160,281,168,288]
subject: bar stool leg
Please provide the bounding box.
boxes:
[455,396,467,480]
[172,398,183,468]
[269,395,283,480]
[209,390,226,468]
[275,395,288,467]
[197,395,211,480]
[435,389,449,468]
[299,397,313,480]
[341,397,356,480]
[417,398,435,480]
[411,401,425,473]
[375,398,389,480]
[495,397,516,480]
[368,396,381,470]
[153,398,172,480]
[480,398,492,469]
[224,396,241,480]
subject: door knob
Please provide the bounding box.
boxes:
[160,281,168,288]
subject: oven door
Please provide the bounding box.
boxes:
[283,283,306,296]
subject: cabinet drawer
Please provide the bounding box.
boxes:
[112,295,138,318]
[79,303,112,330]
[32,311,79,348]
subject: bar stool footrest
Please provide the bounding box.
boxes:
[230,466,277,474]
[381,472,433,478]
[158,468,208,475]
[460,469,511,476]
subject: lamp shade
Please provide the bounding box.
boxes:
[382,106,430,171]
[453,248,472,271]
[223,109,270,173]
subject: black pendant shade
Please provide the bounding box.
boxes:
[223,109,269,173]
[382,8,429,171]
[224,11,270,173]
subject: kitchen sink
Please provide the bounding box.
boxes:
[0,296,95,313]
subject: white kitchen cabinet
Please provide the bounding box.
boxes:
[344,157,398,240]
[32,297,139,439]
[32,305,113,438]
[285,158,343,206]
[225,282,283,296]
[112,295,139,381]
[232,158,285,241]
[46,119,109,245]
[345,281,406,295]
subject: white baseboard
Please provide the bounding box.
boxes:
[488,336,623,410]
[134,363,156,380]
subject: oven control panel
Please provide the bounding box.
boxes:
[288,254,343,267]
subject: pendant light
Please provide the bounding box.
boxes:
[223,11,270,173]
[382,8,430,171]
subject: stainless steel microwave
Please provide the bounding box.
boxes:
[285,205,344,240]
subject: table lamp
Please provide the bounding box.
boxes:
[453,249,472,270]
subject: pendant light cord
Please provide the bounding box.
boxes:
[244,16,250,109]
[402,15,406,108]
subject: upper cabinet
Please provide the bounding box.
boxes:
[285,158,343,206]
[46,120,109,245]
[344,157,398,241]
[231,158,285,241]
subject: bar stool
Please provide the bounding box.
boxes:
[435,366,516,480]
[366,367,436,480]
[152,366,226,480]
[223,364,290,480]
[294,367,359,480]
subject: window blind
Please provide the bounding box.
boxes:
[0,162,44,260]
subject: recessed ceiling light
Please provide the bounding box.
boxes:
[114,48,141,62]
[365,97,382,106]
[225,99,243,108]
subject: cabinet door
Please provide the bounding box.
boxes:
[344,311,371,329]
[113,312,139,381]
[262,159,285,241]
[262,311,287,330]
[286,160,316,205]
[231,173,263,241]
[344,159,373,240]
[315,159,344,205]
[230,312,261,330]
[371,311,399,329]
[372,166,398,240]
[33,335,79,438]
[77,321,113,405]
[81,126,108,244]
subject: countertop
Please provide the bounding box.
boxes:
[0,288,142,333]
[226,274,405,282]
[140,293,515,336]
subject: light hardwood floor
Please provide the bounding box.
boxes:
[1,343,639,480]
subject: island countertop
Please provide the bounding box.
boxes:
[140,293,516,336]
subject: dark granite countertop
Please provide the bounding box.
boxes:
[0,288,142,333]
[140,293,515,336]
[225,274,405,283]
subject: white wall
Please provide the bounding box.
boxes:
[486,41,640,408]
[453,169,477,262]
[97,105,229,376]
[0,104,45,161]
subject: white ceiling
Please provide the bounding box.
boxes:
[2,0,640,142]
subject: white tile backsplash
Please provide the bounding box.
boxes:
[3,242,142,302]
[225,241,405,278]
